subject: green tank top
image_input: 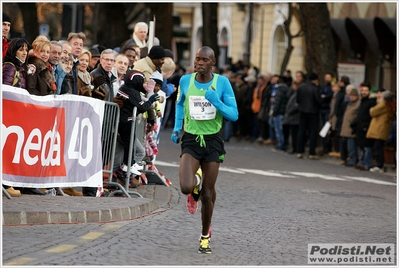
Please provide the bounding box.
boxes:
[184,73,223,139]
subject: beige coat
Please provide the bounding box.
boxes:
[366,100,391,141]
[340,98,360,138]
[329,91,338,130]
[133,56,157,82]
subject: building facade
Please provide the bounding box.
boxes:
[173,2,397,91]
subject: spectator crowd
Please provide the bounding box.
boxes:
[2,11,396,197]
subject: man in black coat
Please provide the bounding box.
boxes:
[351,82,377,170]
[296,72,323,159]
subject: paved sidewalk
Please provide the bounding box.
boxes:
[2,185,177,226]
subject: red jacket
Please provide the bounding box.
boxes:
[3,37,10,58]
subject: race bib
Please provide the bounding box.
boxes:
[189,96,216,120]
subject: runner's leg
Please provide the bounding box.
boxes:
[179,153,200,195]
[200,161,219,236]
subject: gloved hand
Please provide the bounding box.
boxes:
[148,93,160,104]
[93,75,107,89]
[92,86,107,100]
[146,79,156,93]
[171,128,180,144]
[205,87,220,106]
[113,95,124,109]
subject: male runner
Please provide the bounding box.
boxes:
[171,46,238,254]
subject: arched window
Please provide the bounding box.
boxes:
[271,25,286,74]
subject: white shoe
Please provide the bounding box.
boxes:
[369,166,383,173]
[130,164,142,175]
[121,164,142,175]
[132,162,144,171]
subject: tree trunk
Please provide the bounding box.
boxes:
[18,3,39,44]
[298,3,337,81]
[280,3,303,75]
[94,3,131,48]
[202,3,219,66]
[147,3,173,49]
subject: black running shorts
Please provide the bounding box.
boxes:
[181,132,226,163]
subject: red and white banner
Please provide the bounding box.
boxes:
[2,85,105,188]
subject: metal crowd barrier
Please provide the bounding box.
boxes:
[102,102,142,198]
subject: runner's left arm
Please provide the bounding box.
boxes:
[205,76,238,122]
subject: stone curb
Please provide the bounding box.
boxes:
[2,185,174,226]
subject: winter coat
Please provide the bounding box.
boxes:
[329,91,338,131]
[133,56,157,82]
[334,86,347,132]
[54,64,66,95]
[296,81,322,114]
[272,83,289,116]
[320,82,333,111]
[77,70,93,97]
[340,98,360,138]
[3,61,27,89]
[117,74,154,123]
[26,56,53,96]
[91,65,117,102]
[251,82,267,114]
[283,91,300,125]
[352,96,377,147]
[366,100,392,141]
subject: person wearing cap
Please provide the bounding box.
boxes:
[339,85,361,167]
[88,46,101,72]
[2,12,11,58]
[296,72,323,159]
[133,45,165,83]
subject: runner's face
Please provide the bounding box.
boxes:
[194,50,214,75]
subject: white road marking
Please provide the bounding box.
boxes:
[155,162,396,186]
[343,176,396,186]
[237,169,294,178]
[288,172,348,181]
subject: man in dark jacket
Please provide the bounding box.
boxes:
[352,81,377,170]
[90,48,117,102]
[320,73,334,154]
[2,12,11,59]
[271,76,289,150]
[334,75,350,163]
[296,72,323,159]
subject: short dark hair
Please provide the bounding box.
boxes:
[361,81,371,89]
[340,75,350,85]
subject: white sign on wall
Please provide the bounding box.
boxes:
[337,62,366,88]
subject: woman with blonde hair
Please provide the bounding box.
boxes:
[26,37,56,96]
[76,49,93,97]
